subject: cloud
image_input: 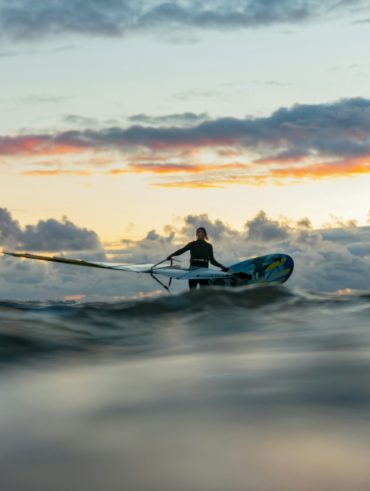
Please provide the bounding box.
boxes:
[128,112,210,127]
[0,0,368,43]
[3,97,370,186]
[21,217,102,251]
[18,95,71,104]
[63,114,100,126]
[352,17,370,24]
[21,169,91,176]
[0,208,23,248]
[109,163,246,174]
[245,211,290,241]
[1,209,370,299]
[2,97,369,154]
[0,48,16,57]
[0,208,102,251]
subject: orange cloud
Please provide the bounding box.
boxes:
[153,156,370,188]
[156,181,225,189]
[155,174,269,188]
[270,157,370,179]
[0,136,87,156]
[17,154,370,187]
[21,169,91,176]
[109,163,247,175]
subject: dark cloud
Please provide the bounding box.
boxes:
[118,227,175,264]
[0,208,22,248]
[0,208,102,251]
[63,114,100,126]
[0,0,368,43]
[128,112,210,127]
[245,211,290,241]
[172,89,223,100]
[321,227,370,257]
[347,242,370,257]
[145,229,160,240]
[179,214,238,241]
[22,217,102,251]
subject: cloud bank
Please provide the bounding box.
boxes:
[0,0,368,43]
[0,208,102,251]
[1,208,370,299]
[3,98,370,187]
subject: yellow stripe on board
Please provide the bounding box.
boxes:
[265,257,286,272]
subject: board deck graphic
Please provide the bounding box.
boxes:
[209,253,294,287]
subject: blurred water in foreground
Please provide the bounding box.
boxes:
[1,285,370,490]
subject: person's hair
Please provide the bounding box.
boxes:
[196,227,208,240]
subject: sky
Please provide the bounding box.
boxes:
[1,0,370,298]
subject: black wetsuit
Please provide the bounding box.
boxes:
[169,240,224,289]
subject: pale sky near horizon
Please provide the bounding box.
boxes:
[1,1,370,242]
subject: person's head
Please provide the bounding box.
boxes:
[196,227,208,241]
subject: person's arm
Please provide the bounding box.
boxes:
[167,242,192,259]
[209,245,228,271]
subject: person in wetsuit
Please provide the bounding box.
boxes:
[167,227,228,290]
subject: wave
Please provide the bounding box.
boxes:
[1,284,366,314]
[0,285,369,365]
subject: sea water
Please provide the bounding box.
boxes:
[1,285,370,490]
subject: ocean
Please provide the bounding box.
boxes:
[1,285,370,490]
